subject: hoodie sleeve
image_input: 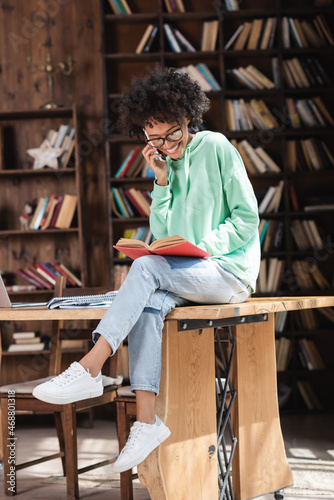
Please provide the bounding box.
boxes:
[149,181,172,239]
[198,152,260,257]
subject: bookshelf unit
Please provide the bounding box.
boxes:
[0,106,88,381]
[101,0,334,412]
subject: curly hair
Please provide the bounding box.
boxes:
[117,65,210,139]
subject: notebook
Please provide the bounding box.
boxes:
[0,275,47,308]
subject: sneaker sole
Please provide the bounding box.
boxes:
[32,386,103,405]
[113,425,171,473]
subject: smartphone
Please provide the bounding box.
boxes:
[143,128,167,162]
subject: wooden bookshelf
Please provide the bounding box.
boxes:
[101,0,334,412]
[0,106,86,298]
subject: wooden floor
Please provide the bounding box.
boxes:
[0,413,333,499]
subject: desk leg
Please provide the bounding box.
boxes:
[138,321,218,499]
[231,313,293,500]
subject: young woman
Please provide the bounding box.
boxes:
[33,65,260,473]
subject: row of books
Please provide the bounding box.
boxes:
[226,64,275,90]
[28,194,78,230]
[257,258,285,293]
[298,338,325,371]
[290,219,324,251]
[225,18,277,51]
[114,146,154,178]
[231,139,281,174]
[282,57,331,89]
[285,139,334,172]
[259,220,285,253]
[116,226,153,258]
[16,261,82,290]
[292,260,331,291]
[177,64,222,91]
[286,97,334,129]
[111,187,152,218]
[28,125,75,170]
[225,99,279,131]
[282,15,334,48]
[256,181,284,214]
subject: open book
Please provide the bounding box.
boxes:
[113,235,211,260]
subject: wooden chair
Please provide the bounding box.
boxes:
[115,386,137,500]
[0,276,122,499]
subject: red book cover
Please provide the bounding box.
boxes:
[113,238,211,261]
[118,146,142,178]
[49,261,76,287]
[25,267,53,289]
[48,196,63,229]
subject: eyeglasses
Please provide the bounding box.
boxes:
[144,128,183,148]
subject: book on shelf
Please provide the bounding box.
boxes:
[164,23,182,52]
[15,261,82,289]
[260,220,284,253]
[113,235,211,261]
[317,307,334,323]
[283,15,333,48]
[236,139,280,174]
[290,219,324,250]
[172,27,197,52]
[225,99,279,131]
[107,0,131,15]
[298,338,326,370]
[163,0,185,13]
[295,308,319,330]
[257,182,284,214]
[286,97,334,129]
[227,18,277,51]
[227,65,275,91]
[292,260,330,291]
[276,336,292,371]
[136,25,158,54]
[275,310,288,333]
[296,380,324,410]
[114,146,142,177]
[201,20,219,52]
[54,194,78,229]
[282,58,331,89]
[257,258,285,293]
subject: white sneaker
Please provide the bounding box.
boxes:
[113,416,171,473]
[32,361,103,404]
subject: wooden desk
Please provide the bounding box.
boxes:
[1,296,334,500]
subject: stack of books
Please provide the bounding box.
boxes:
[201,20,219,51]
[225,18,277,50]
[28,193,78,230]
[16,261,82,290]
[292,260,330,291]
[225,98,279,130]
[259,219,285,253]
[290,219,323,250]
[282,15,334,48]
[7,331,48,353]
[256,181,284,214]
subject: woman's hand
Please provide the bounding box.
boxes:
[142,144,168,186]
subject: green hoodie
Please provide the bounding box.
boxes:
[149,130,260,292]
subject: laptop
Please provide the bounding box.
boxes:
[0,274,47,308]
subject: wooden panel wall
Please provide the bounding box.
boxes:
[0,0,110,287]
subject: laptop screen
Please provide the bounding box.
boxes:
[0,275,12,308]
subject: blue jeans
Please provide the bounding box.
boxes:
[93,255,250,395]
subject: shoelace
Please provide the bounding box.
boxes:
[51,363,84,387]
[120,422,143,454]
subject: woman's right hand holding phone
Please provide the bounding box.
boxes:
[142,144,168,186]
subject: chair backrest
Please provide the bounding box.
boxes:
[48,277,122,379]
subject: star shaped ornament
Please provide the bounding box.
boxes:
[27,140,63,170]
